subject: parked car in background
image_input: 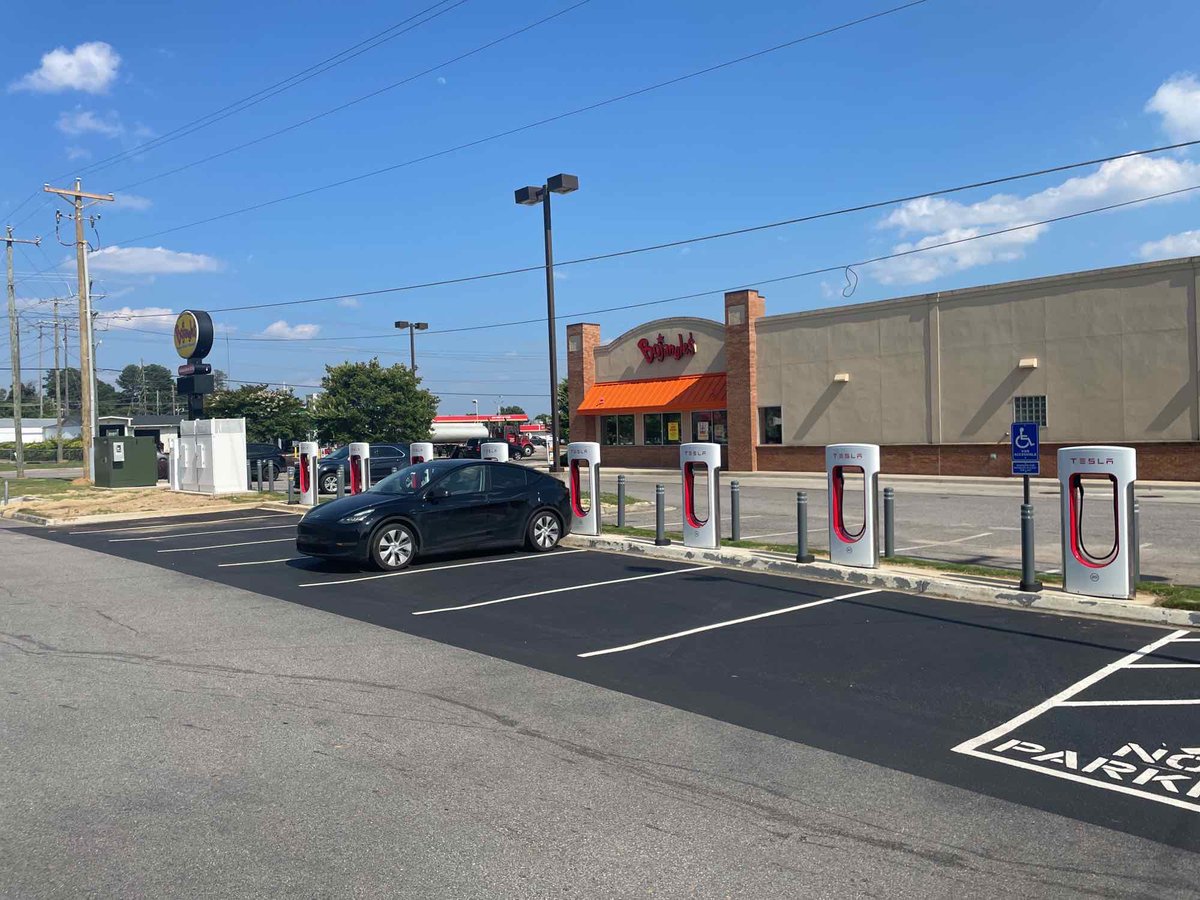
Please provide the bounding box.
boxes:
[293,443,409,494]
[452,435,534,459]
[296,459,572,570]
[246,442,288,475]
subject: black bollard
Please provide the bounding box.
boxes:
[336,467,345,499]
[286,467,295,504]
[796,490,815,563]
[730,480,741,541]
[617,474,626,528]
[883,487,895,558]
[1019,503,1042,592]
[654,483,671,546]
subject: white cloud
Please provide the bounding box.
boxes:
[87,245,222,275]
[553,268,569,281]
[336,297,360,308]
[65,146,91,161]
[102,306,177,332]
[1146,73,1200,141]
[1138,229,1200,260]
[112,193,152,211]
[10,42,121,94]
[436,76,447,85]
[55,108,122,137]
[873,154,1200,284]
[260,320,321,339]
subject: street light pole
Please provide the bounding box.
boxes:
[516,173,578,473]
[393,320,428,373]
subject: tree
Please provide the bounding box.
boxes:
[312,359,438,444]
[115,363,175,414]
[206,384,311,443]
[34,368,119,416]
[499,404,526,416]
[557,378,570,442]
[213,369,228,391]
[534,413,551,426]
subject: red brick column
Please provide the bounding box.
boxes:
[724,290,765,472]
[566,322,600,444]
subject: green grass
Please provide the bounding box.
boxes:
[598,492,646,506]
[1139,582,1200,611]
[1,477,92,497]
[0,460,80,471]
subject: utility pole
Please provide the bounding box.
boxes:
[37,322,44,417]
[44,180,114,482]
[5,225,41,479]
[53,301,63,463]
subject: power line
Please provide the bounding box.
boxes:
[111,0,931,246]
[115,0,593,194]
[88,136,1200,323]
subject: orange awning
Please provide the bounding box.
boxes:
[577,373,726,415]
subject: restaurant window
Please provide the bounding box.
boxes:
[759,407,782,445]
[601,414,635,446]
[1013,395,1047,427]
[642,412,682,445]
[691,410,728,444]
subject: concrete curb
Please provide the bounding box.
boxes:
[1,503,300,528]
[563,534,1200,630]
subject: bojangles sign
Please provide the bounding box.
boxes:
[638,332,697,364]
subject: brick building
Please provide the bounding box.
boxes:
[566,256,1200,480]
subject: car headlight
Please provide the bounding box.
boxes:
[338,508,375,524]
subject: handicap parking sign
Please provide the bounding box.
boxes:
[1010,422,1040,476]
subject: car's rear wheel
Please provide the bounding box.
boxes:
[526,510,562,552]
[370,522,416,571]
[320,472,340,494]
[522,444,534,457]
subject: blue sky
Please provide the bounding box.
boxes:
[3,0,1200,416]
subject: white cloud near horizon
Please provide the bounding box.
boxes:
[10,42,121,94]
[1139,229,1200,259]
[55,108,122,137]
[261,320,321,339]
[65,146,91,161]
[112,193,152,211]
[103,306,177,332]
[87,245,222,275]
[336,297,360,308]
[1145,73,1200,142]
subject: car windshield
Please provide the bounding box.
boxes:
[370,462,444,495]
[326,446,349,460]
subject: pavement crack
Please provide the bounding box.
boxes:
[92,609,140,635]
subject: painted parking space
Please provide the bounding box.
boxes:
[21,511,1200,850]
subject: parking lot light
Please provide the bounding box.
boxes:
[393,320,429,373]
[515,173,579,473]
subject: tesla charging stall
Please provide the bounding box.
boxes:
[409,442,433,464]
[298,441,319,506]
[827,443,880,568]
[681,442,722,549]
[568,442,601,536]
[1058,446,1137,599]
[348,442,370,494]
[482,442,509,462]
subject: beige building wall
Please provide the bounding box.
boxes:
[594,317,726,383]
[757,257,1200,446]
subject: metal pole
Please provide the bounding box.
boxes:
[730,480,741,541]
[543,186,562,474]
[616,474,626,527]
[336,466,345,498]
[1019,503,1041,593]
[409,324,416,374]
[247,461,253,490]
[3,480,7,506]
[256,459,264,492]
[1132,498,1141,588]
[654,483,671,546]
[54,302,63,464]
[287,467,295,504]
[796,490,815,563]
[883,487,895,558]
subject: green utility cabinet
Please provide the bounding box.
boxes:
[94,435,158,488]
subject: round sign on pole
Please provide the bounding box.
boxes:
[174,310,214,360]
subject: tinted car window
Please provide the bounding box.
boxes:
[372,463,438,495]
[372,444,402,458]
[489,466,527,491]
[438,464,487,496]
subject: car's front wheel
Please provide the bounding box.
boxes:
[522,444,534,457]
[526,510,562,552]
[370,522,416,571]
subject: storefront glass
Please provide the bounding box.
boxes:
[759,406,782,444]
[642,412,682,446]
[691,410,728,444]
[601,414,635,446]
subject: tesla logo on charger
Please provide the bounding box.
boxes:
[638,332,697,364]
[1070,457,1116,466]
[832,452,863,460]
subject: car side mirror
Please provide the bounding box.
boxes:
[427,487,450,501]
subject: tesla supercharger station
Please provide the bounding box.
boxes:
[681,442,722,549]
[298,441,319,506]
[568,442,601,536]
[409,442,433,464]
[348,441,370,494]
[827,443,881,568]
[1058,446,1137,599]
[482,442,509,462]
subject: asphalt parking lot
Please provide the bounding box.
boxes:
[22,507,1200,854]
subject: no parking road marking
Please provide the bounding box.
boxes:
[413,565,712,616]
[954,629,1200,813]
[579,588,881,657]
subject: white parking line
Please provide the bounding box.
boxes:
[414,565,712,616]
[112,523,296,543]
[739,529,821,541]
[69,513,294,535]
[299,549,586,588]
[578,588,880,658]
[219,557,299,568]
[1125,663,1200,669]
[894,532,993,553]
[158,538,295,553]
[1057,699,1200,707]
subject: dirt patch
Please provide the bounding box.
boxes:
[1,485,280,523]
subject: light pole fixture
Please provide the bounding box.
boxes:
[393,320,429,373]
[515,172,578,472]
[471,398,478,417]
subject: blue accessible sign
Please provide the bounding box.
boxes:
[1010,422,1040,476]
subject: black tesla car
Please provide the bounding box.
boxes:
[296,459,572,570]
